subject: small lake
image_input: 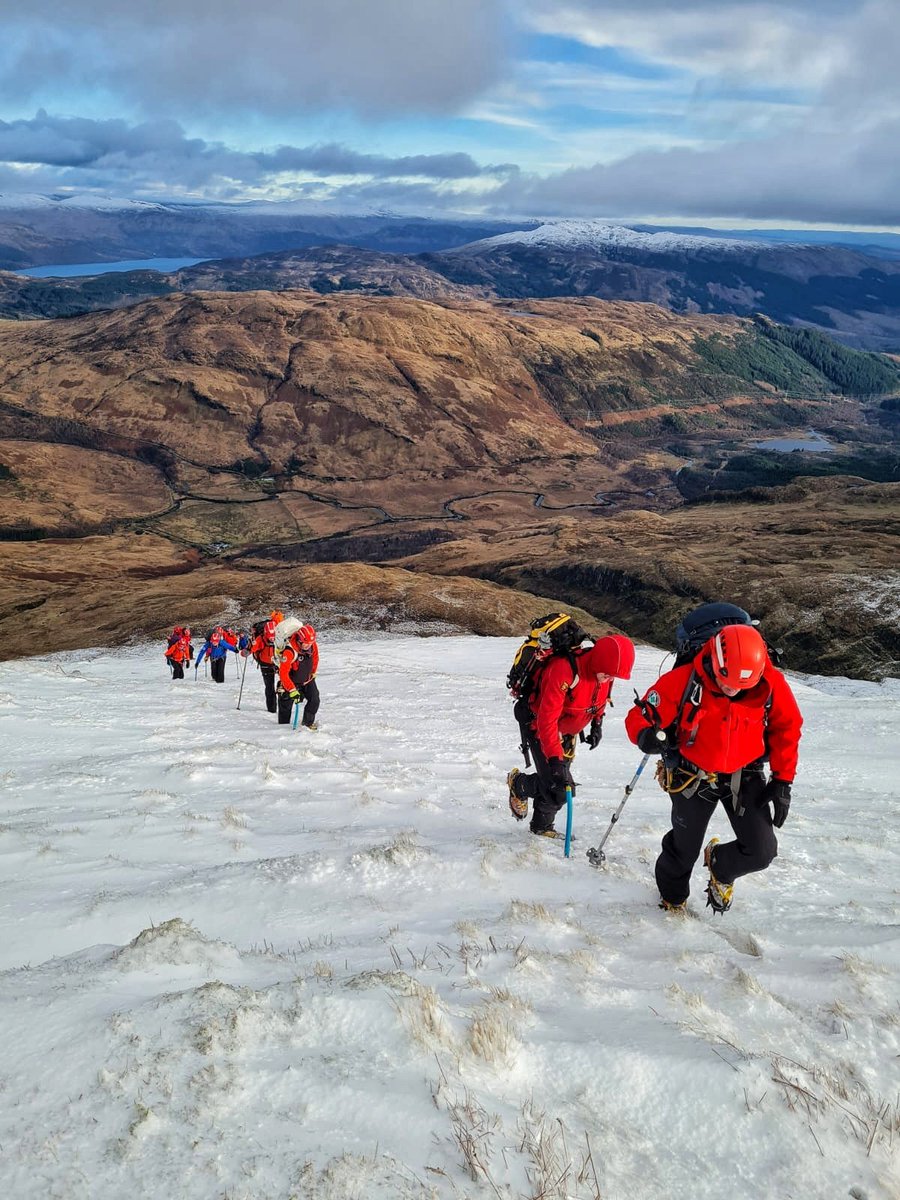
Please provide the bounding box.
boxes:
[751,429,834,453]
[17,257,209,278]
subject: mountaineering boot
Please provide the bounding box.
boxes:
[530,828,576,841]
[704,838,734,914]
[303,721,319,731]
[507,769,527,821]
[659,898,687,914]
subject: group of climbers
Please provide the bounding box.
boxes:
[165,613,320,730]
[164,597,803,916]
[505,602,802,915]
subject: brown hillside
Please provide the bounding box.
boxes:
[0,290,897,675]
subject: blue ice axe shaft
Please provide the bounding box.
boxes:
[564,786,574,858]
[292,698,300,729]
[586,754,651,868]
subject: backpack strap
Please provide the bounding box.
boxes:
[669,669,702,748]
[563,649,580,690]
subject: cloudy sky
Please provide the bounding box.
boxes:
[0,0,896,227]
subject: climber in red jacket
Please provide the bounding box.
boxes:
[508,634,636,839]
[626,623,803,913]
[164,627,192,680]
[277,624,320,728]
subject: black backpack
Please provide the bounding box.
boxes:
[507,612,591,701]
[674,602,782,668]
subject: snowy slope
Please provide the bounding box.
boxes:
[0,638,897,1200]
[465,219,765,255]
[0,192,172,212]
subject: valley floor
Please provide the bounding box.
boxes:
[0,637,898,1199]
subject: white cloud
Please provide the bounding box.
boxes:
[0,0,897,226]
[0,0,510,119]
[487,118,900,226]
[523,1,851,89]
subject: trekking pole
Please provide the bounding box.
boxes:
[586,753,652,868]
[292,699,300,730]
[236,653,249,710]
[564,785,574,858]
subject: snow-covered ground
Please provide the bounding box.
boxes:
[0,637,897,1200]
[467,219,765,255]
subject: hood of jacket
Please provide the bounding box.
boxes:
[582,635,635,680]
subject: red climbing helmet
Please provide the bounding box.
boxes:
[297,624,316,647]
[708,624,767,691]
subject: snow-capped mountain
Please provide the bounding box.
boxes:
[0,192,172,212]
[466,218,767,255]
[1,636,897,1199]
[424,219,900,350]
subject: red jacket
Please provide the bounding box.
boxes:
[165,636,191,665]
[625,654,802,781]
[278,636,320,692]
[251,620,278,666]
[532,635,634,760]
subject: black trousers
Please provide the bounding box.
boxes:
[277,679,320,726]
[171,661,184,680]
[512,728,574,834]
[655,768,777,905]
[211,657,226,683]
[260,665,277,713]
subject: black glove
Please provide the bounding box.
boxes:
[636,726,669,754]
[547,756,569,803]
[764,778,791,828]
[586,717,604,750]
[547,756,566,782]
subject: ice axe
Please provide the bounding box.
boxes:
[236,651,249,710]
[564,785,574,858]
[586,747,659,868]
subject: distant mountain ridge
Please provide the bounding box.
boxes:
[1,202,899,349]
[0,194,536,270]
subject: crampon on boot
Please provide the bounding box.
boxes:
[507,769,527,821]
[659,898,687,914]
[530,827,577,842]
[704,838,734,914]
